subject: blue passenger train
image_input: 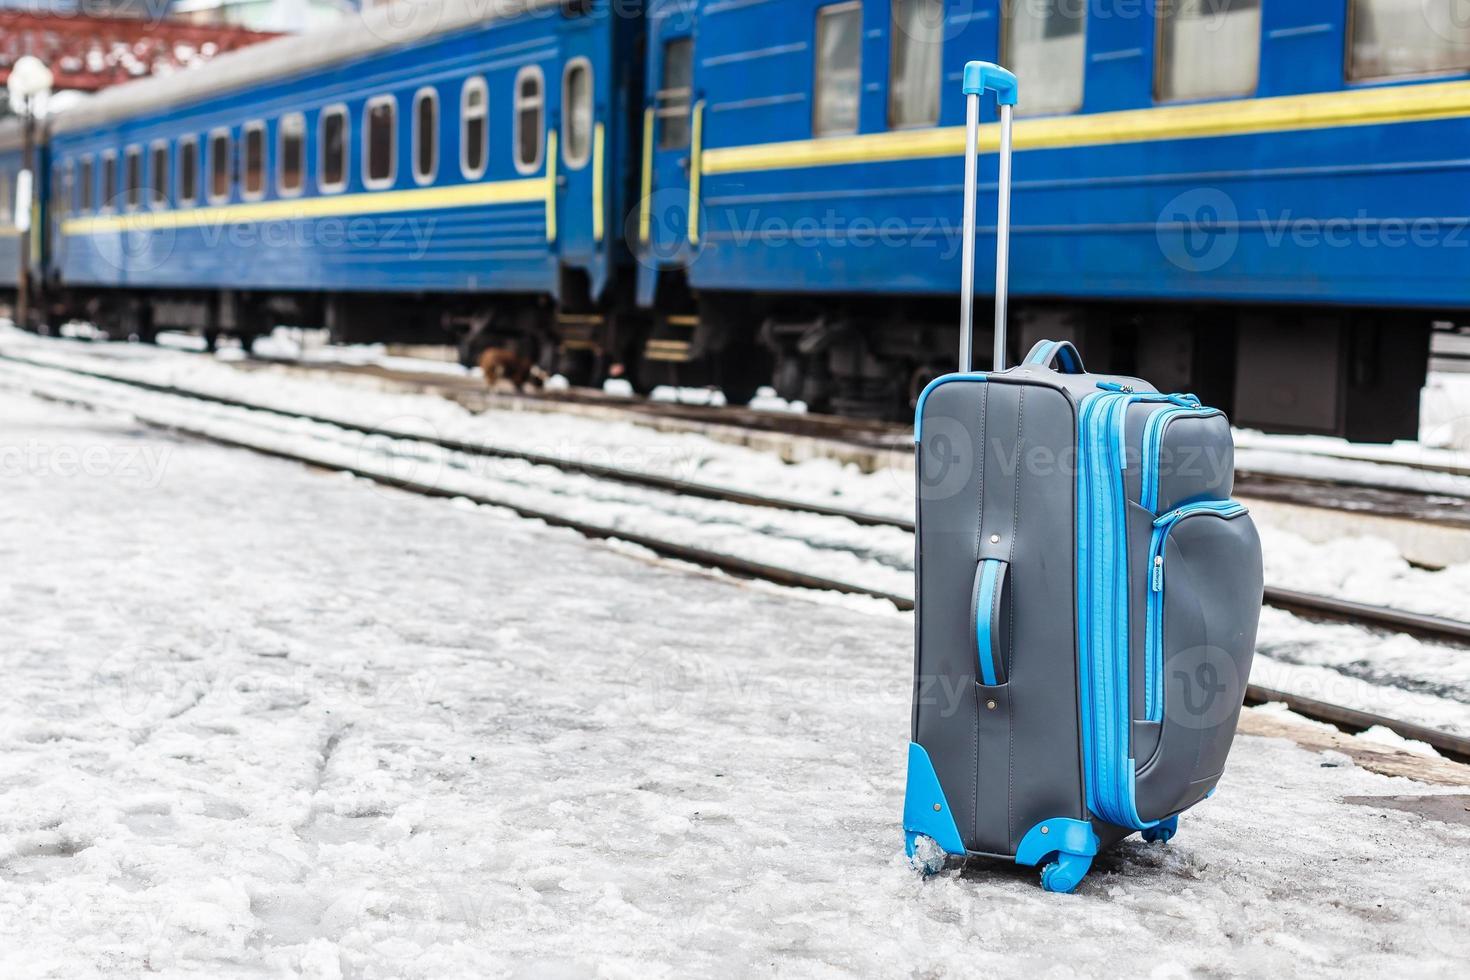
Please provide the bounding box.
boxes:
[4,0,1469,439]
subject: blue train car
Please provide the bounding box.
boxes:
[46,0,643,376]
[0,122,27,295]
[26,0,1469,438]
[638,0,1469,438]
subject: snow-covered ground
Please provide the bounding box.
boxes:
[3,329,1470,728]
[0,326,909,520]
[3,389,1470,977]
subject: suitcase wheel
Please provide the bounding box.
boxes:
[1039,853,1092,894]
[1141,815,1179,845]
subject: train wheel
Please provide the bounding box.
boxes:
[719,344,771,408]
[557,349,598,388]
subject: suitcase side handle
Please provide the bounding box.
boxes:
[958,61,1018,375]
[1023,339,1087,375]
[972,558,1010,686]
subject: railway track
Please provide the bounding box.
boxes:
[245,350,1470,492]
[5,350,1465,636]
[21,337,1470,508]
[4,349,1470,764]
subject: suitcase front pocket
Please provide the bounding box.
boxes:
[970,558,1009,686]
[1140,405,1227,514]
[1135,499,1262,817]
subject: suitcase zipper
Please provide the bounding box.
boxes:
[1140,402,1218,514]
[1144,500,1249,722]
[1078,388,1179,830]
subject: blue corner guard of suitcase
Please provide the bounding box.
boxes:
[903,743,1101,894]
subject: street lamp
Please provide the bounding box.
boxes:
[7,55,54,332]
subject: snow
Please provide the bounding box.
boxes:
[3,328,1470,744]
[1355,726,1442,759]
[0,326,913,521]
[3,389,1470,975]
[1422,373,1470,452]
[1258,523,1470,622]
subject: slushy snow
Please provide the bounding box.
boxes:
[3,389,1470,976]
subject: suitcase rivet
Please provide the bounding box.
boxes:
[990,534,1000,544]
[933,803,942,812]
[986,700,997,710]
[1041,826,1049,835]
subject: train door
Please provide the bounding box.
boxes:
[642,18,698,268]
[555,22,602,292]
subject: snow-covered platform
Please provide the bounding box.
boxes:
[2,388,1469,977]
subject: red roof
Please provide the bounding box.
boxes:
[0,11,278,94]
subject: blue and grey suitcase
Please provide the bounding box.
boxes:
[902,63,1264,893]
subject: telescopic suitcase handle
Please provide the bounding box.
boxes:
[958,61,1018,373]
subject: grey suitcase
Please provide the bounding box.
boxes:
[902,62,1264,893]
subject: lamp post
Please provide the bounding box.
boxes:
[7,56,54,332]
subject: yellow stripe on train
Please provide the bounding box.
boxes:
[701,80,1470,175]
[60,176,548,236]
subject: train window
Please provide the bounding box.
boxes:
[1003,0,1086,115]
[814,2,863,136]
[209,129,232,203]
[320,105,348,193]
[657,39,693,149]
[125,146,143,210]
[1348,0,1470,80]
[179,137,199,206]
[461,77,489,179]
[242,122,266,200]
[889,0,942,128]
[279,113,305,196]
[1156,0,1261,102]
[562,58,593,169]
[150,141,169,208]
[102,152,118,211]
[413,88,439,185]
[513,66,545,174]
[57,163,72,218]
[364,95,397,189]
[79,157,94,212]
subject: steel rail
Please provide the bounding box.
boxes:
[16,352,1470,646]
[8,352,1470,645]
[0,351,908,529]
[13,375,1470,767]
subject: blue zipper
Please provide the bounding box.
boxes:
[1144,500,1249,721]
[1076,387,1180,830]
[1140,402,1218,513]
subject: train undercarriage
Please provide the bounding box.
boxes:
[9,278,1437,443]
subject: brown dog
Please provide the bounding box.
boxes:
[478,347,547,392]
